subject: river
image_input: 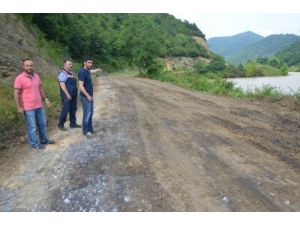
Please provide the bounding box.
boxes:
[227,72,300,94]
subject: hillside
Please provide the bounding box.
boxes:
[227,34,300,65]
[0,13,210,81]
[276,40,300,69]
[208,31,263,58]
[0,14,59,82]
[29,14,210,72]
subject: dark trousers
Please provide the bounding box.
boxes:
[59,94,77,127]
[80,95,94,134]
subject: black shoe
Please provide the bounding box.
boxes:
[70,124,82,128]
[32,144,45,150]
[58,123,67,131]
[41,139,55,145]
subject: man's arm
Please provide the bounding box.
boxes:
[79,81,93,102]
[39,84,51,107]
[58,72,71,100]
[59,82,72,100]
[90,68,103,73]
[14,89,23,113]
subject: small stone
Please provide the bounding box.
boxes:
[222,196,230,205]
[20,136,26,142]
[124,196,130,202]
[285,200,290,205]
[64,198,70,204]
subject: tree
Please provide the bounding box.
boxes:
[256,57,269,65]
[280,63,289,75]
[117,15,164,75]
[268,56,281,68]
[208,55,226,72]
[237,64,245,77]
[223,64,244,78]
[28,13,209,71]
[193,60,208,74]
[244,60,263,76]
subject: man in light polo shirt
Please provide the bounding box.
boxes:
[14,59,54,150]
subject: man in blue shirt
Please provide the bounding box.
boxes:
[58,59,81,130]
[78,57,102,137]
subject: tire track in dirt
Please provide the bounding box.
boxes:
[107,76,300,211]
[1,75,299,211]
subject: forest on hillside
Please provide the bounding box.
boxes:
[276,40,300,69]
[21,14,209,73]
[226,34,300,65]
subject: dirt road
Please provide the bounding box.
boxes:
[0,76,299,211]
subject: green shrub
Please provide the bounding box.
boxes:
[149,70,300,101]
[0,82,25,142]
[193,60,208,74]
[41,75,61,119]
[39,38,68,67]
[280,63,289,75]
[208,55,226,72]
[154,71,244,97]
[268,56,281,68]
[294,90,300,100]
[245,85,282,98]
[243,60,284,77]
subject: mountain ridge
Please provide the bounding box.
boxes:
[208,31,300,65]
[227,34,300,64]
[208,31,263,58]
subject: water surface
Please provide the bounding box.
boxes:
[227,72,300,94]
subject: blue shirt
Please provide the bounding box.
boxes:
[78,68,93,97]
[58,71,68,82]
[58,70,78,96]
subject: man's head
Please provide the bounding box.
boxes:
[22,59,34,74]
[83,56,93,70]
[64,59,73,71]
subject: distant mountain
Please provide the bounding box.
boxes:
[208,31,263,58]
[227,34,300,65]
[276,40,300,67]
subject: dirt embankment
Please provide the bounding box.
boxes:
[0,14,58,82]
[0,76,299,211]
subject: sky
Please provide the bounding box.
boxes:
[172,13,300,39]
[2,0,300,40]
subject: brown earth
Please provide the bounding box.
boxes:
[0,76,299,211]
[0,14,58,82]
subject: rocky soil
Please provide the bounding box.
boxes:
[0,76,299,211]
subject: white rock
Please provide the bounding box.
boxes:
[285,200,290,205]
[64,198,70,204]
[124,196,130,202]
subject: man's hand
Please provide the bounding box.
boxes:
[91,68,103,73]
[17,107,24,113]
[45,99,51,107]
[66,94,72,100]
[87,95,93,102]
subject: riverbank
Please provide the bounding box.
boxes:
[228,72,300,95]
[151,71,300,100]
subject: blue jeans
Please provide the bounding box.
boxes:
[24,107,48,147]
[59,94,78,126]
[80,95,94,134]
